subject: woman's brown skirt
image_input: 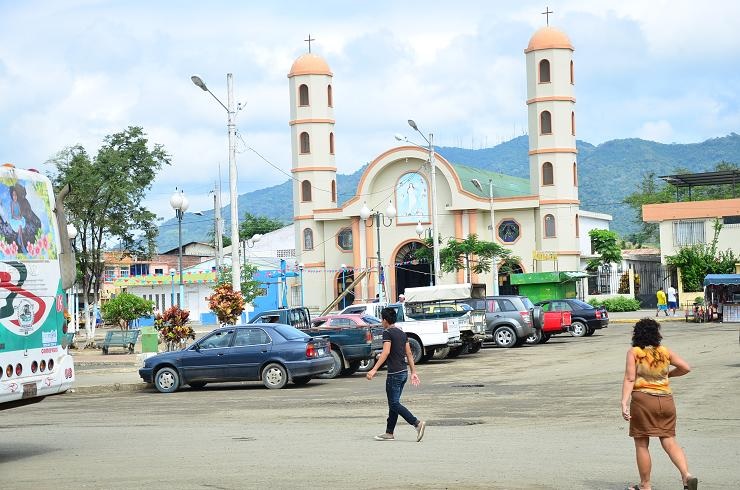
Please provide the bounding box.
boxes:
[630,391,676,437]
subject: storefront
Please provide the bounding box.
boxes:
[703,274,740,323]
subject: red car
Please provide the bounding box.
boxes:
[526,309,571,344]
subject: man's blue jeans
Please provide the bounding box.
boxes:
[386,371,418,434]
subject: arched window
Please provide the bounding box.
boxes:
[540,111,552,135]
[329,132,335,154]
[301,180,312,202]
[299,84,309,106]
[542,162,554,185]
[303,228,314,250]
[327,84,333,107]
[300,132,310,154]
[544,214,556,238]
[575,214,580,237]
[331,180,336,202]
[570,60,574,84]
[571,112,575,135]
[337,228,353,251]
[573,162,578,186]
[539,59,550,83]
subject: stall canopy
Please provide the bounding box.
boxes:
[703,274,740,286]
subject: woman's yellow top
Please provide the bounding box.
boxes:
[632,345,672,395]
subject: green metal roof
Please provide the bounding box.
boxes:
[451,163,531,198]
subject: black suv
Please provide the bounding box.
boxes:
[463,296,543,348]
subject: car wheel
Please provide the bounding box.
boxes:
[357,358,375,372]
[341,360,361,376]
[189,381,207,389]
[585,327,596,337]
[493,326,517,348]
[407,337,423,364]
[292,376,312,386]
[531,307,544,329]
[446,346,464,358]
[433,347,450,359]
[539,333,551,344]
[468,341,482,354]
[420,349,435,363]
[571,321,588,337]
[262,363,288,389]
[317,350,343,379]
[154,367,180,393]
[525,328,543,345]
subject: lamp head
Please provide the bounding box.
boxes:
[341,263,347,269]
[385,201,397,219]
[359,203,371,220]
[252,233,262,242]
[66,223,78,240]
[191,75,208,91]
[407,119,418,131]
[470,178,483,192]
[415,221,424,237]
[298,262,304,270]
[394,133,404,142]
[169,189,184,210]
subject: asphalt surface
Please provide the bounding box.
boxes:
[2,319,739,489]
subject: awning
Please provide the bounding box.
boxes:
[703,274,740,286]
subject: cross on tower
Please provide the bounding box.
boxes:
[304,34,315,53]
[542,6,553,26]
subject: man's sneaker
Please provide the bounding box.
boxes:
[416,421,426,442]
[374,433,394,441]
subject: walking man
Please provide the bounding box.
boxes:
[656,287,669,317]
[667,285,678,316]
[366,307,425,442]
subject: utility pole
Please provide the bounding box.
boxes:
[213,176,223,271]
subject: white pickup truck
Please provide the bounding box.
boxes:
[340,302,462,364]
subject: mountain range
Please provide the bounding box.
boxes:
[156,133,740,253]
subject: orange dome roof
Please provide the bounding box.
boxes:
[525,26,573,52]
[288,53,332,77]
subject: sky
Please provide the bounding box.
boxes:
[1,0,739,220]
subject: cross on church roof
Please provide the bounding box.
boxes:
[542,6,553,26]
[304,34,315,53]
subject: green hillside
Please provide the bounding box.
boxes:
[156,133,740,252]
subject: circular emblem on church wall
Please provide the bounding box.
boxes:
[497,219,520,243]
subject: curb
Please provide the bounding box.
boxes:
[68,382,150,395]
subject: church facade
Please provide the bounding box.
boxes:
[288,26,610,311]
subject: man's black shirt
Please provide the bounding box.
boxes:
[383,326,408,374]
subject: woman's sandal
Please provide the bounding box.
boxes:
[626,485,641,490]
[684,475,698,490]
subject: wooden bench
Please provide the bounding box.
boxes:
[99,330,140,354]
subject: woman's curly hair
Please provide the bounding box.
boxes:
[632,318,662,348]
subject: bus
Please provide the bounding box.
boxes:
[0,163,76,409]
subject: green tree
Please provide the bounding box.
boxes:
[216,263,262,304]
[49,126,170,344]
[415,234,515,283]
[587,229,623,270]
[101,292,154,330]
[239,212,284,240]
[666,219,737,291]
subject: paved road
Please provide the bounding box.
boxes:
[3,321,739,489]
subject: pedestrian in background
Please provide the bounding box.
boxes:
[366,307,425,442]
[667,285,678,316]
[621,318,697,490]
[655,287,669,317]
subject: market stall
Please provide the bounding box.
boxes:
[703,274,740,323]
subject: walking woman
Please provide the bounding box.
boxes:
[621,318,697,490]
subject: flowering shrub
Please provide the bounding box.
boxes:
[154,306,195,351]
[208,283,245,325]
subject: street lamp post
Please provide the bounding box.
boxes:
[360,201,396,303]
[298,262,305,307]
[191,74,241,292]
[170,188,189,307]
[243,234,262,267]
[66,223,78,333]
[471,178,498,295]
[397,120,441,281]
[169,269,176,308]
[415,222,435,286]
[340,263,347,309]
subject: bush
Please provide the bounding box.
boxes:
[588,296,641,312]
[101,292,154,329]
[154,306,195,351]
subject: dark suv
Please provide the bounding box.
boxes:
[463,296,543,348]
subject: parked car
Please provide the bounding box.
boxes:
[525,309,571,344]
[139,324,333,393]
[306,314,384,378]
[534,299,609,337]
[462,295,543,348]
[248,307,311,329]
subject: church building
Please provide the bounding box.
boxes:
[288,25,611,311]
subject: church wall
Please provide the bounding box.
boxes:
[291,74,335,121]
[525,49,575,101]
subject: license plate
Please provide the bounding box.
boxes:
[373,335,382,340]
[317,348,325,356]
[22,382,37,399]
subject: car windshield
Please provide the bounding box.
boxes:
[312,319,328,327]
[274,324,310,340]
[570,299,594,309]
[521,297,535,310]
[361,316,381,324]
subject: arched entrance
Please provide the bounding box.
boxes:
[498,261,524,295]
[394,241,434,300]
[336,270,355,309]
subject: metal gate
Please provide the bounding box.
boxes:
[631,262,676,308]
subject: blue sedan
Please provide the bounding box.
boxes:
[139,324,334,393]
